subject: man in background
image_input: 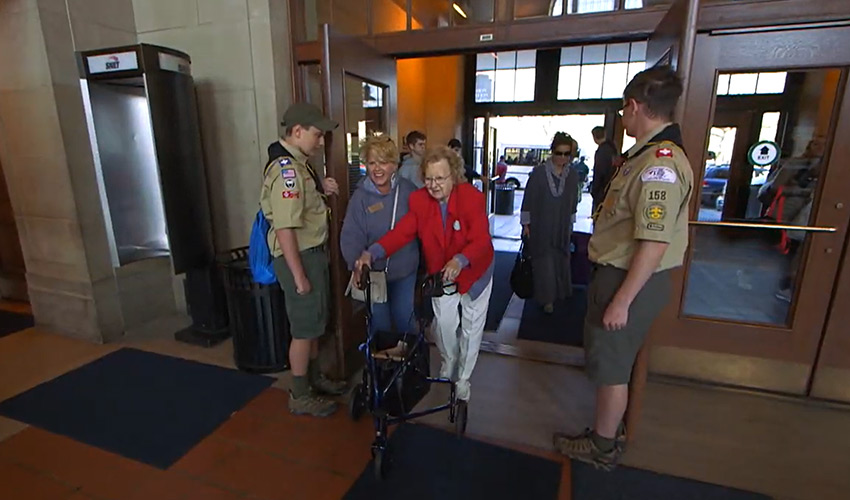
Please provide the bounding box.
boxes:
[399,130,427,188]
[591,126,619,214]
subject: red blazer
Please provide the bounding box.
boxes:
[377,183,494,294]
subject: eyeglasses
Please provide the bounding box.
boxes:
[553,151,572,157]
[424,175,452,185]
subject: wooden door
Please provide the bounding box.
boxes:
[294,25,398,378]
[651,25,850,397]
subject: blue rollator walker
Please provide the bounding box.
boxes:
[348,267,468,480]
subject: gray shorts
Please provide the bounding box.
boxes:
[584,265,671,386]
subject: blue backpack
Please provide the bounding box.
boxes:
[248,208,277,285]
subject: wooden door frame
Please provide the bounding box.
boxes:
[650,26,850,393]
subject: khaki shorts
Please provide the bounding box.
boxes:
[273,248,329,340]
[584,265,671,386]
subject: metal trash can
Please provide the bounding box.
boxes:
[222,247,290,373]
[494,183,516,215]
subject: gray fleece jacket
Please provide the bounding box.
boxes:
[340,175,420,281]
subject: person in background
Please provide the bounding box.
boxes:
[521,132,580,314]
[260,103,348,418]
[591,126,619,215]
[553,66,693,470]
[355,146,494,406]
[340,135,419,335]
[449,138,480,183]
[399,130,427,188]
[495,155,509,183]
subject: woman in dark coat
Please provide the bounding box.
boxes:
[520,132,580,313]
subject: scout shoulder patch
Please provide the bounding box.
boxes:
[280,168,296,179]
[656,147,673,158]
[279,157,292,166]
[647,222,665,231]
[284,178,297,190]
[645,204,666,220]
[282,191,300,199]
[641,166,677,184]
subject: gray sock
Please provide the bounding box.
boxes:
[592,431,616,453]
[291,375,310,398]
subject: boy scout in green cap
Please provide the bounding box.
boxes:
[260,102,347,417]
[553,66,693,468]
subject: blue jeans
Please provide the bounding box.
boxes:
[370,272,417,335]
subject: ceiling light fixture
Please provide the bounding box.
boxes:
[453,3,468,19]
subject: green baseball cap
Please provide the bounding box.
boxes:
[281,103,338,132]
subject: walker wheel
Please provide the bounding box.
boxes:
[455,399,468,438]
[348,383,366,422]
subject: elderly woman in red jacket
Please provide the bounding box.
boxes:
[356,146,494,403]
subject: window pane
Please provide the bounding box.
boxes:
[756,72,788,94]
[759,112,780,142]
[579,64,604,99]
[515,67,536,101]
[558,65,581,100]
[475,71,495,103]
[496,51,517,69]
[452,0,495,24]
[716,74,731,95]
[630,41,647,62]
[560,46,582,65]
[575,0,616,14]
[602,62,629,98]
[372,0,409,33]
[606,43,630,63]
[411,0,450,30]
[477,53,497,71]
[582,45,606,64]
[627,61,645,83]
[494,69,516,102]
[728,73,758,95]
[514,0,557,19]
[516,50,537,69]
[624,0,643,8]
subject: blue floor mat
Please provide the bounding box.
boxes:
[0,347,273,469]
[572,461,771,500]
[0,310,34,338]
[344,424,562,500]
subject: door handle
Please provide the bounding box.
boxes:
[689,221,838,233]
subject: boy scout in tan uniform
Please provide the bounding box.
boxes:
[554,67,693,469]
[260,103,347,417]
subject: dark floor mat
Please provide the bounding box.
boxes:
[517,286,587,346]
[0,310,34,338]
[0,348,273,469]
[485,251,517,331]
[572,461,771,500]
[344,424,562,500]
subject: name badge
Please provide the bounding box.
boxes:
[453,220,461,231]
[367,202,384,213]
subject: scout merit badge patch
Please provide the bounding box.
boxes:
[641,166,677,184]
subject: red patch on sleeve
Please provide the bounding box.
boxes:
[282,191,300,199]
[656,147,673,158]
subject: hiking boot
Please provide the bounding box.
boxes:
[289,390,338,417]
[553,429,622,471]
[553,425,627,452]
[312,373,348,396]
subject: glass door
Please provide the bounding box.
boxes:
[652,25,850,397]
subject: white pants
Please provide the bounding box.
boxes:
[431,278,492,401]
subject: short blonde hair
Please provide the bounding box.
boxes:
[420,145,465,183]
[360,134,399,164]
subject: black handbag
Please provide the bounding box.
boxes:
[510,239,534,299]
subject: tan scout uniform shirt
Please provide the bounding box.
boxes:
[589,123,693,271]
[260,140,328,256]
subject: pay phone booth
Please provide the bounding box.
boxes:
[77,44,227,345]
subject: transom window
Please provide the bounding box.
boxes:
[558,42,647,100]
